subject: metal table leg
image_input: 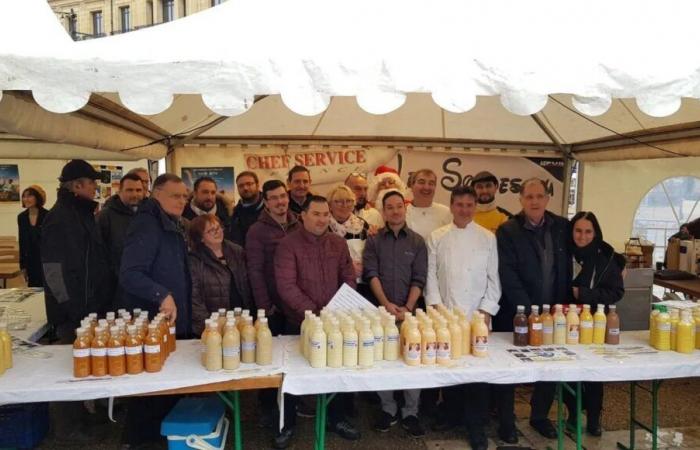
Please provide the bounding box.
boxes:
[314,393,335,450]
[217,391,242,450]
[617,380,662,450]
[548,381,584,450]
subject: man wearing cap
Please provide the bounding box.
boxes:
[41,159,110,341]
[471,171,512,234]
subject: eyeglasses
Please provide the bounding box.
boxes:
[205,226,223,236]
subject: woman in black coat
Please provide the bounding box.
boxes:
[566,211,625,436]
[17,185,48,287]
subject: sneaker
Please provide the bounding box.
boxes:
[530,419,558,439]
[374,411,399,432]
[497,423,519,444]
[327,419,361,440]
[272,426,295,449]
[401,415,426,438]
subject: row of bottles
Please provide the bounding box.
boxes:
[0,321,12,376]
[513,304,620,347]
[649,306,699,353]
[73,310,175,378]
[201,308,273,371]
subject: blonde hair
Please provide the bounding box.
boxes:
[326,184,356,206]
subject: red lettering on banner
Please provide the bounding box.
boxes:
[248,150,367,170]
[356,150,366,163]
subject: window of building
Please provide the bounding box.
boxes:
[163,0,175,22]
[92,10,104,36]
[67,12,78,37]
[120,6,131,33]
[632,176,700,264]
[146,1,154,25]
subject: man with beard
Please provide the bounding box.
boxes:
[471,171,512,234]
[182,176,231,233]
[345,172,383,228]
[229,171,264,246]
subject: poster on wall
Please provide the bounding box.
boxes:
[181,167,235,197]
[240,145,564,214]
[0,165,20,202]
[92,165,123,204]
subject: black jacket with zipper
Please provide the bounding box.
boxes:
[41,188,111,328]
[573,241,625,306]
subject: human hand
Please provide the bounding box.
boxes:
[572,287,579,299]
[479,310,491,327]
[352,261,363,278]
[159,295,178,322]
[368,225,379,236]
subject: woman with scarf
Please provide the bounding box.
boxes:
[566,211,625,436]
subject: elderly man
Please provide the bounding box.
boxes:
[274,196,359,448]
[345,172,383,228]
[425,185,500,450]
[493,178,571,443]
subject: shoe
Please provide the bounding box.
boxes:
[431,414,457,432]
[296,401,315,418]
[272,426,295,449]
[497,423,519,444]
[530,419,558,439]
[587,422,602,437]
[401,415,426,438]
[467,427,489,450]
[327,419,361,440]
[374,411,399,432]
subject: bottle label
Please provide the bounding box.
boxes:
[223,346,240,357]
[169,326,176,334]
[608,328,620,335]
[310,340,322,350]
[107,346,125,357]
[531,323,543,331]
[437,345,450,359]
[374,336,383,345]
[594,321,606,329]
[90,347,107,357]
[543,326,553,334]
[73,348,90,358]
[362,339,374,348]
[242,342,256,352]
[568,325,579,339]
[125,345,143,355]
[581,321,593,329]
[406,346,420,361]
[658,323,671,332]
[144,344,161,354]
[424,346,436,359]
[555,323,566,331]
[343,339,357,348]
[163,335,168,343]
[386,334,399,342]
[327,340,335,350]
[515,326,528,334]
[474,336,488,352]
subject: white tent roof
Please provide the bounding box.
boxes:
[3,0,700,161]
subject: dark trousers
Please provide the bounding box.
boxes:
[283,393,351,429]
[442,384,490,428]
[123,396,179,445]
[563,382,603,423]
[491,382,555,426]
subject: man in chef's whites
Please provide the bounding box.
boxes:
[424,185,500,450]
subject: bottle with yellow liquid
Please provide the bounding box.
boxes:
[670,309,680,351]
[459,312,471,356]
[204,320,223,371]
[436,319,452,366]
[358,320,375,368]
[472,313,489,357]
[676,310,695,354]
[649,309,660,348]
[448,317,463,359]
[309,320,327,368]
[383,316,400,361]
[342,321,358,367]
[240,316,257,364]
[592,304,607,344]
[0,321,13,371]
[566,304,580,345]
[656,312,671,351]
[694,307,700,350]
[404,319,422,366]
[541,304,554,345]
[421,318,437,365]
[222,319,241,370]
[579,305,594,345]
[327,319,343,368]
[553,305,567,345]
[371,316,384,361]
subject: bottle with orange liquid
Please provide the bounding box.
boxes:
[73,328,91,378]
[144,323,163,373]
[90,326,108,377]
[107,325,126,377]
[125,325,144,375]
[528,305,543,346]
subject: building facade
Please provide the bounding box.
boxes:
[48,0,226,40]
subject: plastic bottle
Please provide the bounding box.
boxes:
[371,316,384,361]
[200,319,211,366]
[308,319,327,368]
[204,321,223,371]
[528,305,543,346]
[73,327,91,378]
[656,312,671,351]
[222,319,241,370]
[566,304,580,345]
[383,316,400,361]
[676,310,695,354]
[448,317,463,359]
[606,304,620,345]
[107,325,126,376]
[694,307,700,349]
[553,304,567,345]
[0,332,4,375]
[421,318,437,365]
[670,309,680,351]
[513,305,528,346]
[404,319,421,366]
[90,326,108,377]
[541,304,554,345]
[159,316,171,360]
[255,309,266,332]
[459,312,471,355]
[342,321,358,367]
[358,320,375,368]
[649,309,660,348]
[436,319,452,365]
[241,316,257,364]
[144,323,163,372]
[399,312,413,356]
[106,312,116,326]
[592,304,606,345]
[256,317,273,366]
[579,305,594,345]
[327,319,343,368]
[300,310,313,355]
[472,313,489,357]
[125,325,144,375]
[0,321,13,370]
[168,320,176,353]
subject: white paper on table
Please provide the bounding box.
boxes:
[326,283,376,312]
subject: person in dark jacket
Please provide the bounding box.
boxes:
[229,170,264,246]
[18,185,48,287]
[98,172,145,309]
[41,160,110,341]
[182,176,231,234]
[287,165,313,214]
[493,178,572,443]
[189,214,253,336]
[565,211,624,436]
[119,173,190,448]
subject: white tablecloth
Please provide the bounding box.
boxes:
[281,332,700,396]
[0,338,284,406]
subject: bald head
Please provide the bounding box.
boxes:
[345,173,369,209]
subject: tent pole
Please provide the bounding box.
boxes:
[560,148,574,217]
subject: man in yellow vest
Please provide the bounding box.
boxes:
[471,171,512,233]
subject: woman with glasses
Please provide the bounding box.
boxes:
[189,214,253,336]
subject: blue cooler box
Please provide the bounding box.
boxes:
[161,396,229,450]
